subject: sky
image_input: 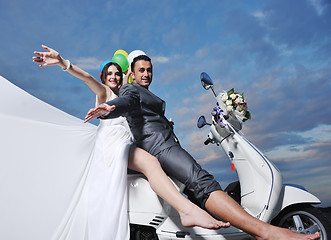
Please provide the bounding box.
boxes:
[0,0,330,207]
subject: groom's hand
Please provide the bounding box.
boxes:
[84,104,116,123]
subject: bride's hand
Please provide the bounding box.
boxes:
[33,45,62,67]
[84,104,116,123]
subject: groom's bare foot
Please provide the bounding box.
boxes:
[179,203,231,229]
[257,225,320,240]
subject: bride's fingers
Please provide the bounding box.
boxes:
[32,56,47,67]
[32,56,44,62]
[42,44,51,52]
[39,63,48,68]
[34,51,43,56]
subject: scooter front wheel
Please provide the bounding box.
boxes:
[271,204,331,240]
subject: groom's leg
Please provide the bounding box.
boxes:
[155,145,222,209]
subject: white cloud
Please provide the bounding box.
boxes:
[263,36,293,56]
[197,149,221,164]
[152,56,170,63]
[308,0,326,15]
[73,57,102,70]
[267,138,331,163]
[252,10,266,18]
[162,22,192,47]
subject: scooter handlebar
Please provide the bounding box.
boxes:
[204,138,212,145]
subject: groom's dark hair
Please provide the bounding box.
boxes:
[131,55,152,73]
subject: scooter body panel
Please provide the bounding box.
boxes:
[218,128,283,222]
[128,174,171,226]
[280,184,321,210]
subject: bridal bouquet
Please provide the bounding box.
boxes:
[218,88,251,123]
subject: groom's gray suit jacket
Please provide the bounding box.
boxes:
[101,82,179,155]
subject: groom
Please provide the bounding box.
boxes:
[85,55,320,240]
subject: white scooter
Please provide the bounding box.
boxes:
[127,72,331,240]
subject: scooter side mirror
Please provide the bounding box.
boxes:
[197,115,208,128]
[200,72,217,97]
[200,72,214,90]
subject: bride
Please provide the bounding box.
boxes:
[1,45,229,240]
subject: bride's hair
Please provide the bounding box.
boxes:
[100,62,123,86]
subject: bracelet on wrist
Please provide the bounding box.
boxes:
[62,59,71,71]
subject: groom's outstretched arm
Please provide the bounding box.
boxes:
[84,84,139,122]
[101,83,140,119]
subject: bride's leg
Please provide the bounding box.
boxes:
[127,145,230,229]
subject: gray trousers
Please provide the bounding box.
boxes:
[155,145,222,209]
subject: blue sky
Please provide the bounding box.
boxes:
[1,0,330,207]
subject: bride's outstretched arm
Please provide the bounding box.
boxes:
[33,45,108,103]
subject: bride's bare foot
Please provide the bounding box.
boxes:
[179,203,231,229]
[257,225,320,240]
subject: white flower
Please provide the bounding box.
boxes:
[235,96,243,104]
[226,105,233,112]
[226,100,232,106]
[230,93,236,100]
[236,105,244,112]
[221,93,228,102]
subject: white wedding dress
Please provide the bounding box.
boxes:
[0,75,132,240]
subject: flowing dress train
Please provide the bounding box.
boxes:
[0,75,131,240]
